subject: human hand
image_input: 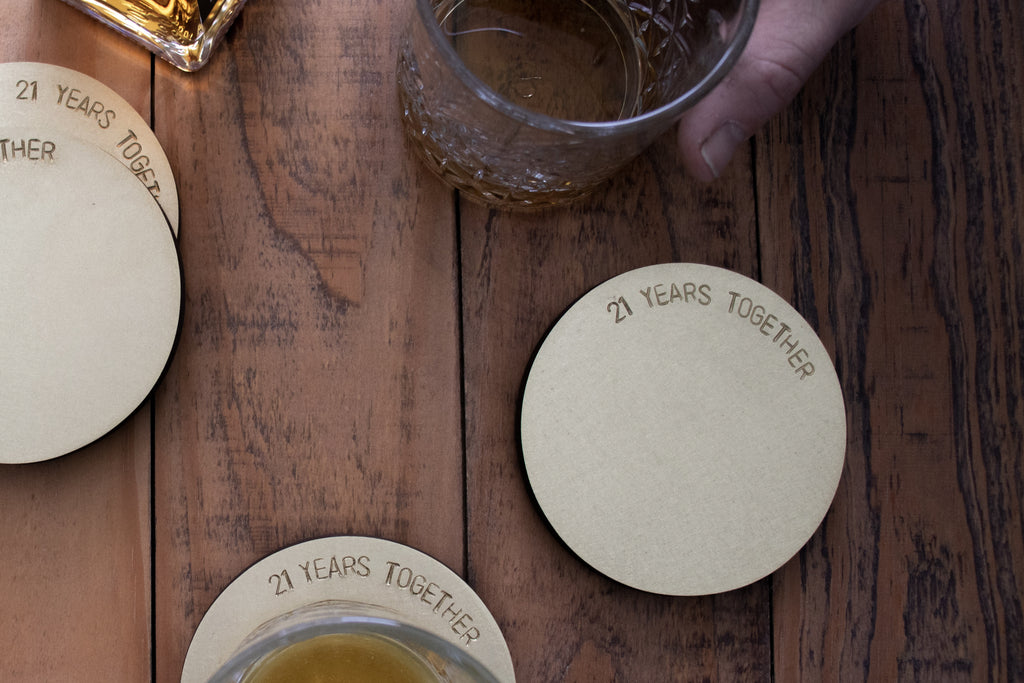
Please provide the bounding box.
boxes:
[677,0,882,181]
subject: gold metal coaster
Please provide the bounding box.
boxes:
[0,62,179,235]
[0,132,182,464]
[181,536,516,683]
[521,263,847,595]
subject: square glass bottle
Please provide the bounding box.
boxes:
[61,0,247,71]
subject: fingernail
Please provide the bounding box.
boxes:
[700,121,748,179]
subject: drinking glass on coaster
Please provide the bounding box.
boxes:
[205,601,501,683]
[181,537,514,683]
[397,0,758,207]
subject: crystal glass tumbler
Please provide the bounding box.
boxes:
[204,601,502,683]
[60,0,247,71]
[397,0,758,207]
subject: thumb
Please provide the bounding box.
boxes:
[677,0,880,181]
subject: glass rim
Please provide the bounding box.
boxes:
[415,0,760,135]
[205,611,502,683]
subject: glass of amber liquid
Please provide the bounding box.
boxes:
[205,601,501,683]
[59,0,246,71]
[397,0,758,207]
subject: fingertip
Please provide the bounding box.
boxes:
[678,118,749,182]
[699,120,749,180]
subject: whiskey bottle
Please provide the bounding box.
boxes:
[61,0,246,71]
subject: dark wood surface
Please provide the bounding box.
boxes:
[1,0,1022,680]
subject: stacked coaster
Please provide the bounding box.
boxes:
[521,263,847,595]
[1,62,182,464]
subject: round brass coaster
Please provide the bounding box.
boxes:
[181,536,516,683]
[0,132,182,464]
[0,61,179,235]
[521,263,847,596]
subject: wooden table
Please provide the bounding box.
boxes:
[2,0,1022,680]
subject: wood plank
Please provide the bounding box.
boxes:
[4,0,1020,680]
[763,1,1024,679]
[150,0,464,679]
[460,135,771,679]
[0,426,152,681]
[0,2,154,681]
[0,0,151,75]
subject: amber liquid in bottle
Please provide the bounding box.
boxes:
[241,633,439,683]
[100,0,215,45]
[65,0,243,69]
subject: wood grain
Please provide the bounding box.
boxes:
[762,1,1024,680]
[150,0,464,679]
[0,2,154,680]
[1,0,1022,681]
